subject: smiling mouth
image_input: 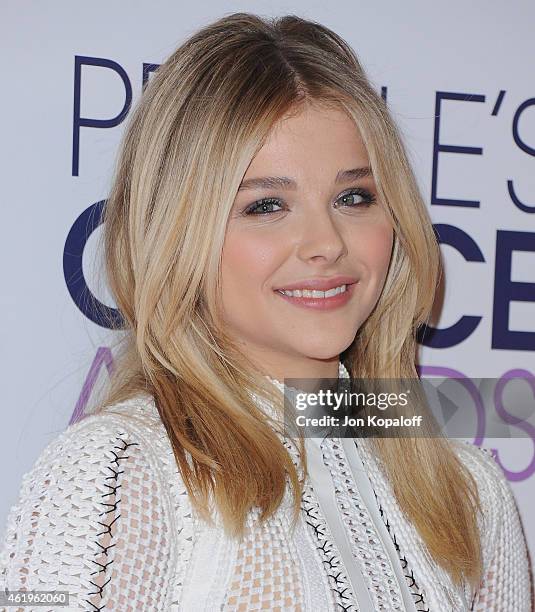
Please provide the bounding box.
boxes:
[273,281,358,310]
[275,283,351,299]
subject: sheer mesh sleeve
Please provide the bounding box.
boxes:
[0,413,177,611]
[467,446,533,611]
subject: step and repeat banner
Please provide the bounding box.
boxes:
[3,0,534,571]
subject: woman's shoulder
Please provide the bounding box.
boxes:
[19,394,173,484]
[449,440,530,583]
[1,395,194,606]
[2,394,185,530]
[450,439,515,511]
[52,394,187,509]
[450,440,514,533]
[1,393,189,553]
[451,438,503,479]
[451,442,532,608]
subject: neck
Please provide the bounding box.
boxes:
[253,353,341,382]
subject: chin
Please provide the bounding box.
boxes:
[292,342,351,362]
[303,331,357,358]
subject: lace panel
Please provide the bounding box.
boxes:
[222,506,305,611]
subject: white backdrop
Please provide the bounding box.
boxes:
[2,0,534,580]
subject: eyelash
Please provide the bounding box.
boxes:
[243,188,376,216]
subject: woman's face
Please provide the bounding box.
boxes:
[220,102,394,379]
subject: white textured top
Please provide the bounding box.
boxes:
[1,362,532,611]
[265,363,419,611]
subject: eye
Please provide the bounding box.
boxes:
[243,198,284,216]
[336,188,376,208]
[241,188,376,217]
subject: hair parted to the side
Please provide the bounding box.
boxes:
[94,11,482,590]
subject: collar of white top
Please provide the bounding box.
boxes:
[256,360,350,424]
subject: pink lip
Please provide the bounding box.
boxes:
[274,281,358,311]
[274,275,358,292]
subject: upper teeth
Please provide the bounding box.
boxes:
[279,284,347,298]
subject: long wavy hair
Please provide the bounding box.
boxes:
[95,11,482,589]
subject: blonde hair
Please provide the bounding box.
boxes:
[96,11,482,589]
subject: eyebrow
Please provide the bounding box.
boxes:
[237,166,373,191]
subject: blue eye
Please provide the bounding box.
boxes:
[244,198,283,215]
[243,188,376,216]
[336,188,376,208]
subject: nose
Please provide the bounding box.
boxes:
[295,205,347,264]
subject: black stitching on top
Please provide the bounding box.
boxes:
[366,465,430,612]
[84,436,139,612]
[301,481,360,611]
[94,540,117,556]
[90,558,114,574]
[328,438,432,612]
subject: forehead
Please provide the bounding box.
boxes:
[247,102,370,176]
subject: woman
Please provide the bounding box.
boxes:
[1,12,531,611]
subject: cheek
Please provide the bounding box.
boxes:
[221,230,282,294]
[353,222,393,277]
